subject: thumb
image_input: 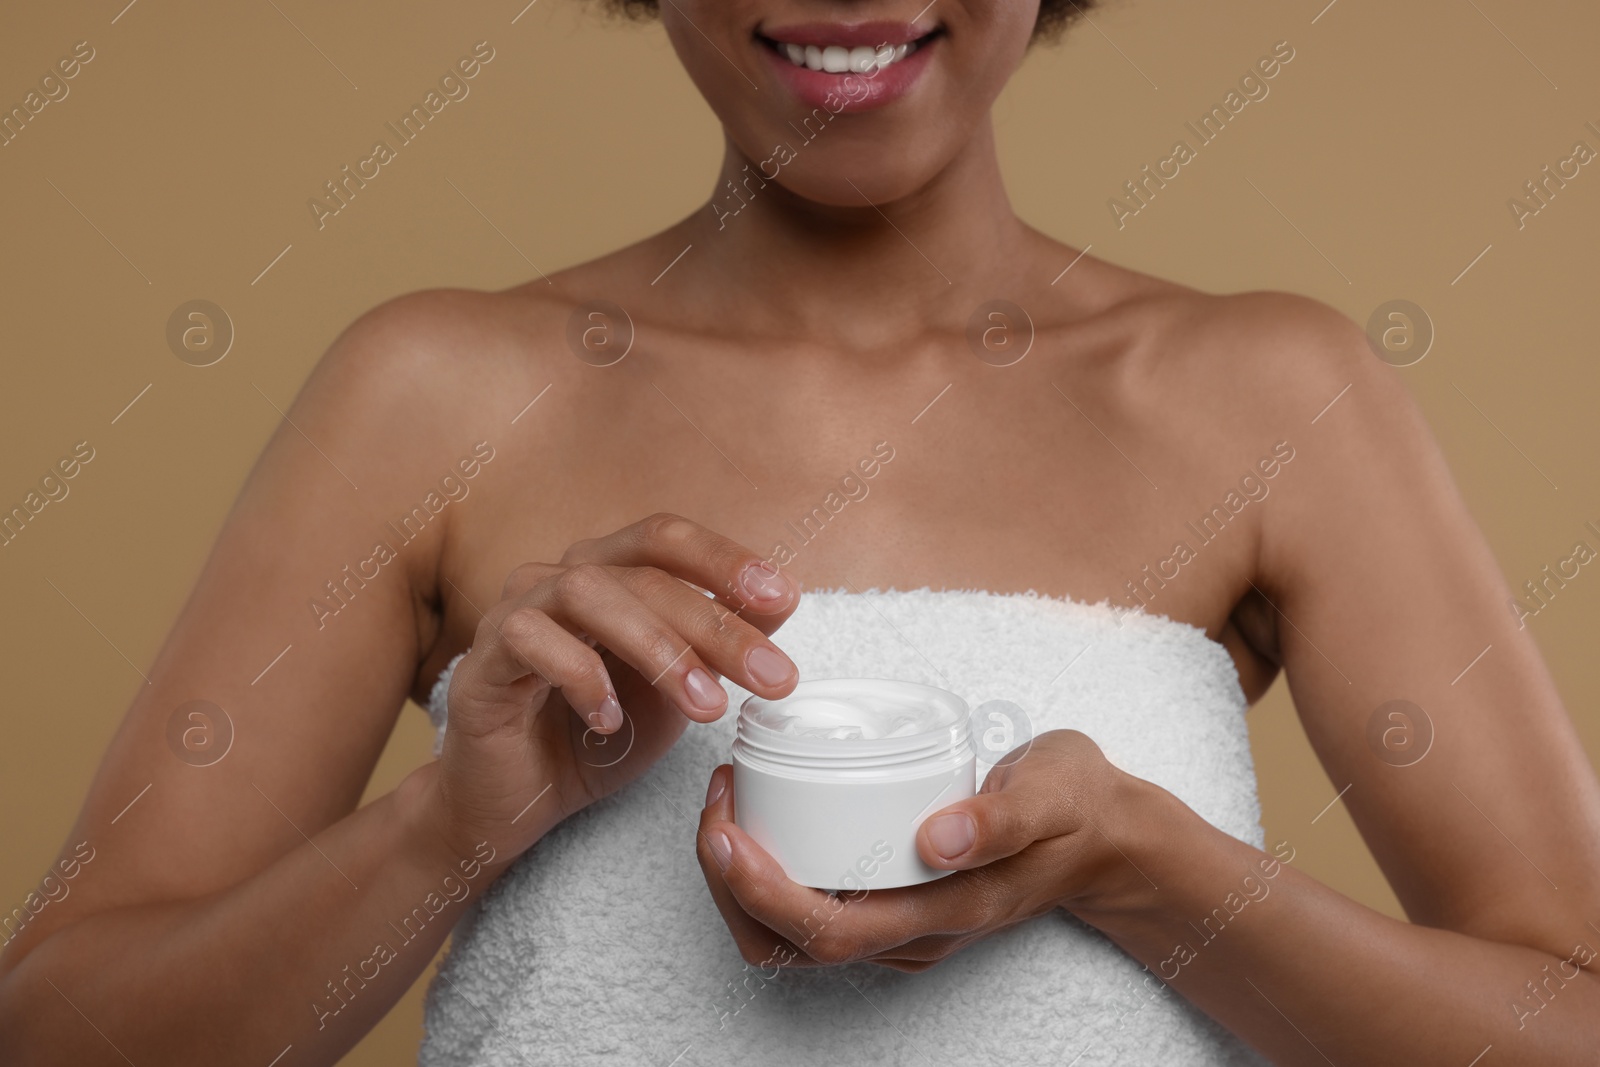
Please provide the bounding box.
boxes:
[915,773,1078,870]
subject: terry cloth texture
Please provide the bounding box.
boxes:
[419,588,1270,1067]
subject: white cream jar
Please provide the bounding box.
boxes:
[732,678,976,890]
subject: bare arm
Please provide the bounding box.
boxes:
[1,772,513,1064]
[0,295,510,1064]
[0,291,802,1065]
[1076,301,1600,1064]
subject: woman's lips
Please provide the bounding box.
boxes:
[760,20,932,48]
[757,23,939,113]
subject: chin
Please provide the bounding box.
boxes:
[725,122,955,209]
[787,165,938,209]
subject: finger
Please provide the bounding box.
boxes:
[696,766,820,968]
[705,818,972,966]
[864,914,1025,969]
[528,563,731,723]
[917,742,1088,870]
[454,604,623,733]
[872,958,942,973]
[562,513,799,624]
[706,788,1029,964]
[616,566,798,699]
[862,905,1038,966]
[500,560,561,601]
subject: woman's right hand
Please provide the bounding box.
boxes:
[426,513,801,863]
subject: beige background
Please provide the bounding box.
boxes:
[2,0,1597,1062]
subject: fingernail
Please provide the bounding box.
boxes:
[745,645,796,688]
[740,562,789,602]
[595,693,623,732]
[705,771,727,808]
[926,813,975,860]
[684,667,727,713]
[708,828,733,871]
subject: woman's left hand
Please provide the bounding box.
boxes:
[695,729,1168,972]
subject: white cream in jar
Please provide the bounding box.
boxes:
[732,678,976,890]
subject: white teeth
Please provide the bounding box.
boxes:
[848,46,878,73]
[779,39,922,72]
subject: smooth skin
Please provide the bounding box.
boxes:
[4,1,1599,1064]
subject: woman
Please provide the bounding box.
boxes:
[2,0,1597,1064]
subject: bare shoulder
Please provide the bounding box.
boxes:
[1066,265,1430,466]
[1176,288,1404,416]
[1106,280,1464,579]
[304,286,584,428]
[1073,262,1380,410]
[1052,257,1459,558]
[275,283,634,499]
[1173,288,1440,482]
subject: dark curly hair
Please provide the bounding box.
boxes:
[599,1,1098,44]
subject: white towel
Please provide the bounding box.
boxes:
[419,589,1270,1066]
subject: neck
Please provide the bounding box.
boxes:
[677,115,1035,348]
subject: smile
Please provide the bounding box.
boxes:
[755,22,942,112]
[756,23,943,76]
[769,39,921,74]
